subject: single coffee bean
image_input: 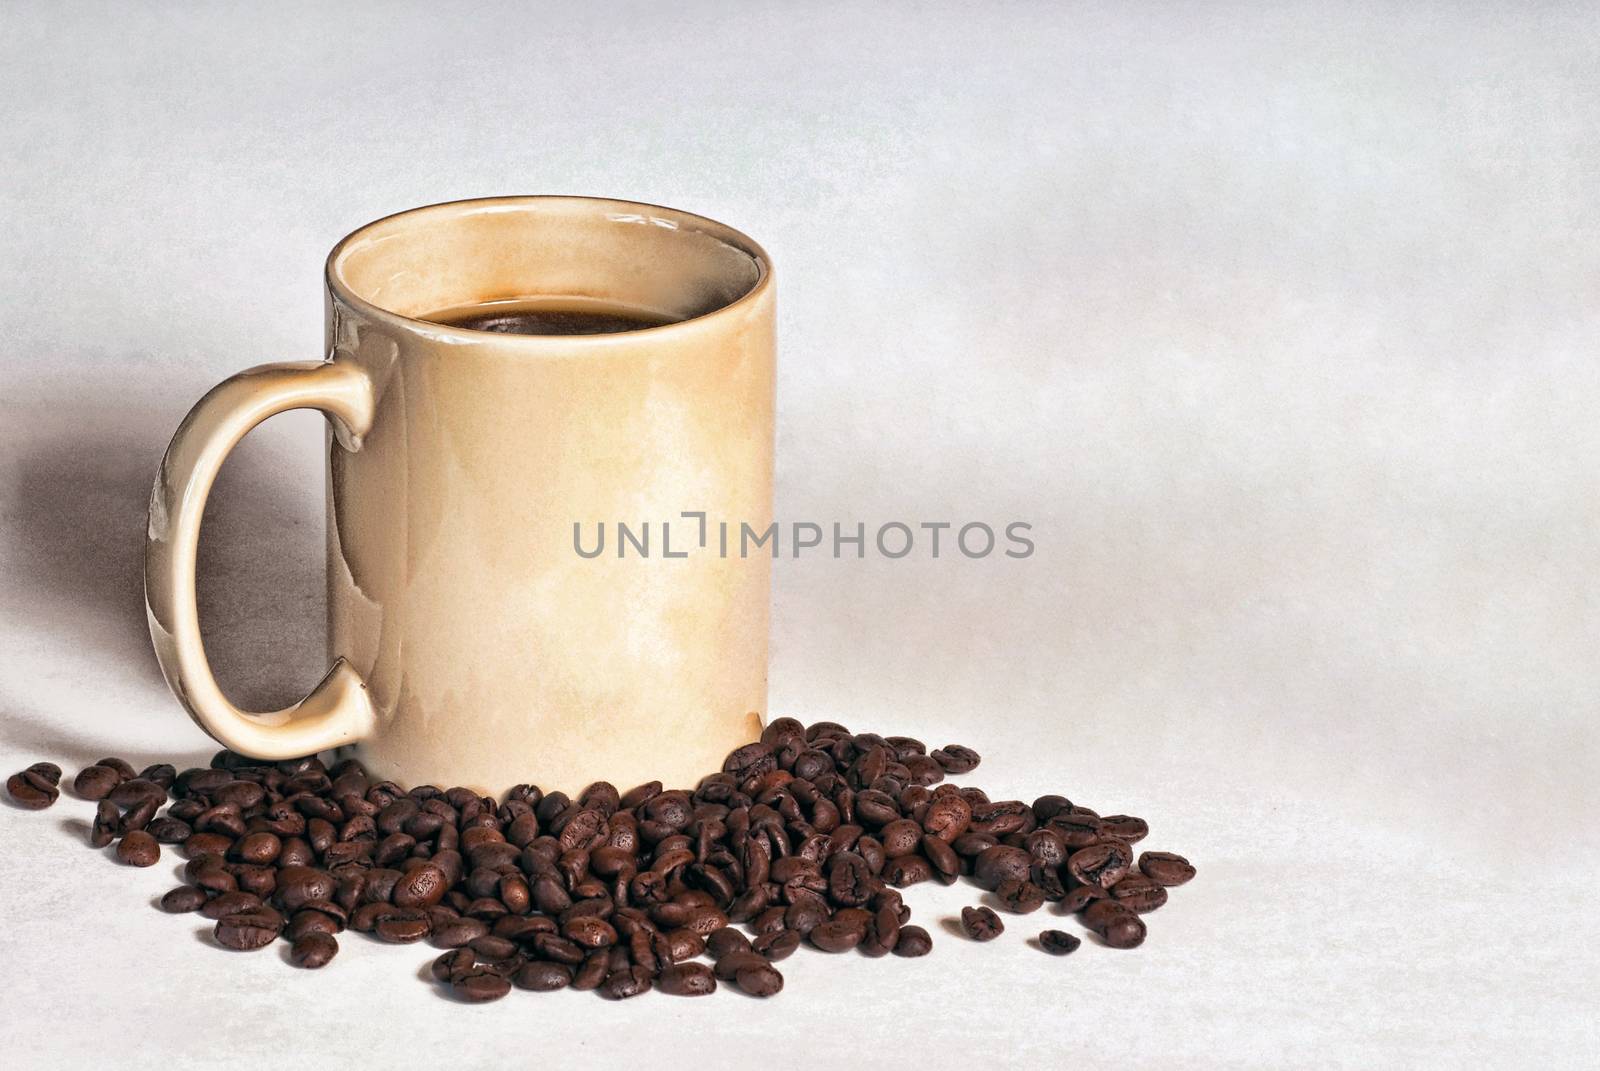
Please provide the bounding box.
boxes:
[451,969,512,1003]
[372,906,432,943]
[713,950,767,982]
[159,885,207,913]
[146,816,193,844]
[96,756,137,780]
[214,910,281,951]
[657,961,717,996]
[705,927,751,960]
[753,928,801,961]
[73,764,123,800]
[6,764,60,809]
[733,962,784,997]
[431,948,474,983]
[1060,882,1108,912]
[1109,874,1168,913]
[202,891,266,920]
[514,960,572,991]
[1039,929,1082,955]
[894,924,932,956]
[115,829,160,867]
[1098,814,1149,842]
[392,863,449,909]
[1138,850,1196,887]
[994,878,1046,914]
[809,916,867,953]
[89,800,120,848]
[961,905,1004,941]
[930,745,980,773]
[432,917,490,948]
[599,964,653,1000]
[1066,840,1133,890]
[973,845,1033,890]
[289,932,338,968]
[1081,899,1147,948]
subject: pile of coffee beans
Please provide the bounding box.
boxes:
[7,719,1194,1001]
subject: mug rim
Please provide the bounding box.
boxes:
[324,195,774,345]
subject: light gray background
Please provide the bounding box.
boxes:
[2,2,1595,1066]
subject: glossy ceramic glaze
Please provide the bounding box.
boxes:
[147,197,774,792]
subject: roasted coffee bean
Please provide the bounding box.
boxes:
[930,745,980,773]
[97,757,137,780]
[973,845,1033,890]
[994,878,1046,914]
[202,891,265,920]
[1138,851,1196,887]
[657,961,717,996]
[451,969,512,1003]
[706,927,751,960]
[289,932,338,968]
[809,916,867,953]
[235,831,282,865]
[89,800,120,847]
[287,910,340,941]
[159,885,207,913]
[733,961,784,997]
[1110,874,1168,913]
[432,917,490,948]
[894,924,932,956]
[514,960,572,991]
[108,778,165,810]
[6,764,61,809]
[750,927,799,961]
[1098,814,1149,842]
[1066,841,1133,890]
[599,964,653,1000]
[1039,929,1082,955]
[146,816,193,844]
[115,829,160,867]
[1085,901,1147,949]
[73,764,123,800]
[1060,882,1109,912]
[961,905,1004,941]
[372,906,431,943]
[392,863,448,909]
[214,910,281,951]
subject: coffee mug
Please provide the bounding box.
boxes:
[146,197,774,792]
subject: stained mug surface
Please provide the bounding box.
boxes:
[146,197,774,792]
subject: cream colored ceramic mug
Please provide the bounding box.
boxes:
[146,197,773,792]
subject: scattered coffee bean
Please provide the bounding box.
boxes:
[289,932,339,968]
[451,969,512,1002]
[1039,929,1081,955]
[115,829,160,867]
[1138,851,1196,887]
[73,764,123,800]
[657,961,717,996]
[159,885,207,913]
[733,962,784,997]
[994,878,1046,914]
[215,910,281,951]
[961,905,1004,941]
[514,960,573,991]
[894,924,932,956]
[6,763,61,809]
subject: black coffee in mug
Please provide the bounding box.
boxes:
[422,297,678,335]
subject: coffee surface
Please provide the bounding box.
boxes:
[422,298,677,335]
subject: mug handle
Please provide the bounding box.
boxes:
[145,360,378,758]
